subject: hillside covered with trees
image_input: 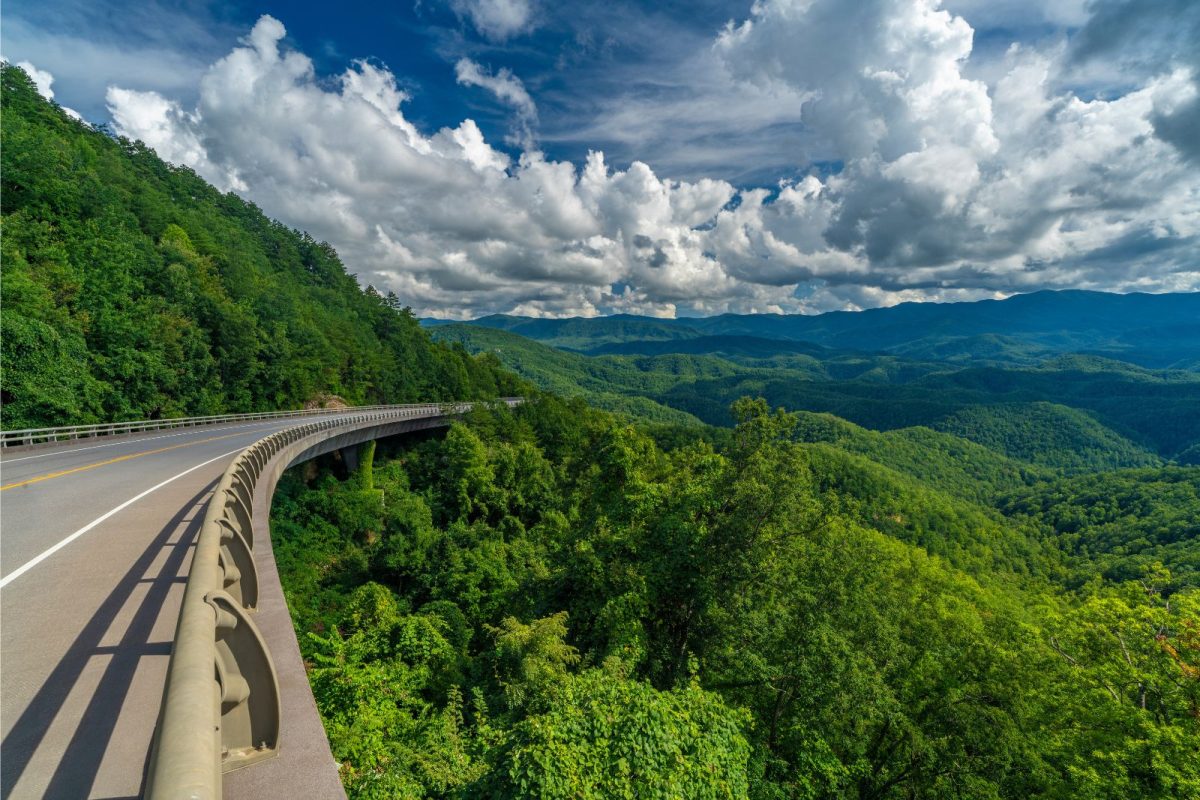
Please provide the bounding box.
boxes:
[4,60,1198,800]
[273,398,1200,799]
[432,321,1200,465]
[0,65,521,430]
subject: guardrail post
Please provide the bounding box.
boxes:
[217,520,260,609]
[224,478,255,549]
[208,591,280,772]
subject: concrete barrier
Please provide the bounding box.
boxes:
[143,400,521,799]
[0,405,402,448]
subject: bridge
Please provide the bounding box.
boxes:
[0,402,515,799]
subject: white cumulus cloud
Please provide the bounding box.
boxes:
[102,7,1199,318]
[707,0,1198,294]
[14,59,55,98]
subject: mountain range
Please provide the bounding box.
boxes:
[427,291,1200,464]
[425,290,1200,370]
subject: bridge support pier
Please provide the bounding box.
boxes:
[339,440,376,485]
[339,445,359,473]
[358,440,376,489]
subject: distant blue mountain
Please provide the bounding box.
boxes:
[423,291,1200,369]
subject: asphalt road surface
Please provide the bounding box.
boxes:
[0,415,359,799]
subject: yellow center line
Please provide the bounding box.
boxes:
[0,430,258,491]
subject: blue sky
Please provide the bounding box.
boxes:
[5,1,763,178]
[5,1,817,184]
[4,0,1198,317]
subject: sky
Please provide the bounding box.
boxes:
[3,0,1198,318]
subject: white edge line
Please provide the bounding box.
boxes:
[0,445,248,590]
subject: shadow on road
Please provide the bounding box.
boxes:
[0,480,216,799]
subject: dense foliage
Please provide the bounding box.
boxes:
[433,322,1200,467]
[1000,468,1200,589]
[273,398,1200,799]
[932,402,1163,473]
[6,58,1197,800]
[0,65,521,428]
[658,360,1199,461]
[431,323,726,424]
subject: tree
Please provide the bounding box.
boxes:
[483,666,752,800]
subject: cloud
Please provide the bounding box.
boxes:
[943,0,1089,30]
[454,58,538,148]
[542,44,810,186]
[1070,0,1200,70]
[103,10,1198,318]
[1068,0,1200,164]
[105,86,228,184]
[5,57,83,120]
[13,59,55,98]
[105,16,744,317]
[530,4,811,186]
[448,0,537,41]
[706,0,1198,291]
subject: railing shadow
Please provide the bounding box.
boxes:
[0,480,215,799]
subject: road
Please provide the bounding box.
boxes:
[0,415,357,799]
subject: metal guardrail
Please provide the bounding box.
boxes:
[0,405,403,448]
[144,399,522,799]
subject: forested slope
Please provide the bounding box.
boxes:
[1000,467,1200,587]
[660,361,1200,459]
[0,65,520,429]
[430,323,722,424]
[791,411,1046,501]
[933,402,1162,473]
[433,310,1200,465]
[272,398,1200,799]
[6,60,1198,800]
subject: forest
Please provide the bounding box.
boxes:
[3,62,1198,799]
[429,322,1200,464]
[272,397,1200,798]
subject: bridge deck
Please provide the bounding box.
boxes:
[0,419,350,799]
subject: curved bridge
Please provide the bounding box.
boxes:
[0,402,515,799]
